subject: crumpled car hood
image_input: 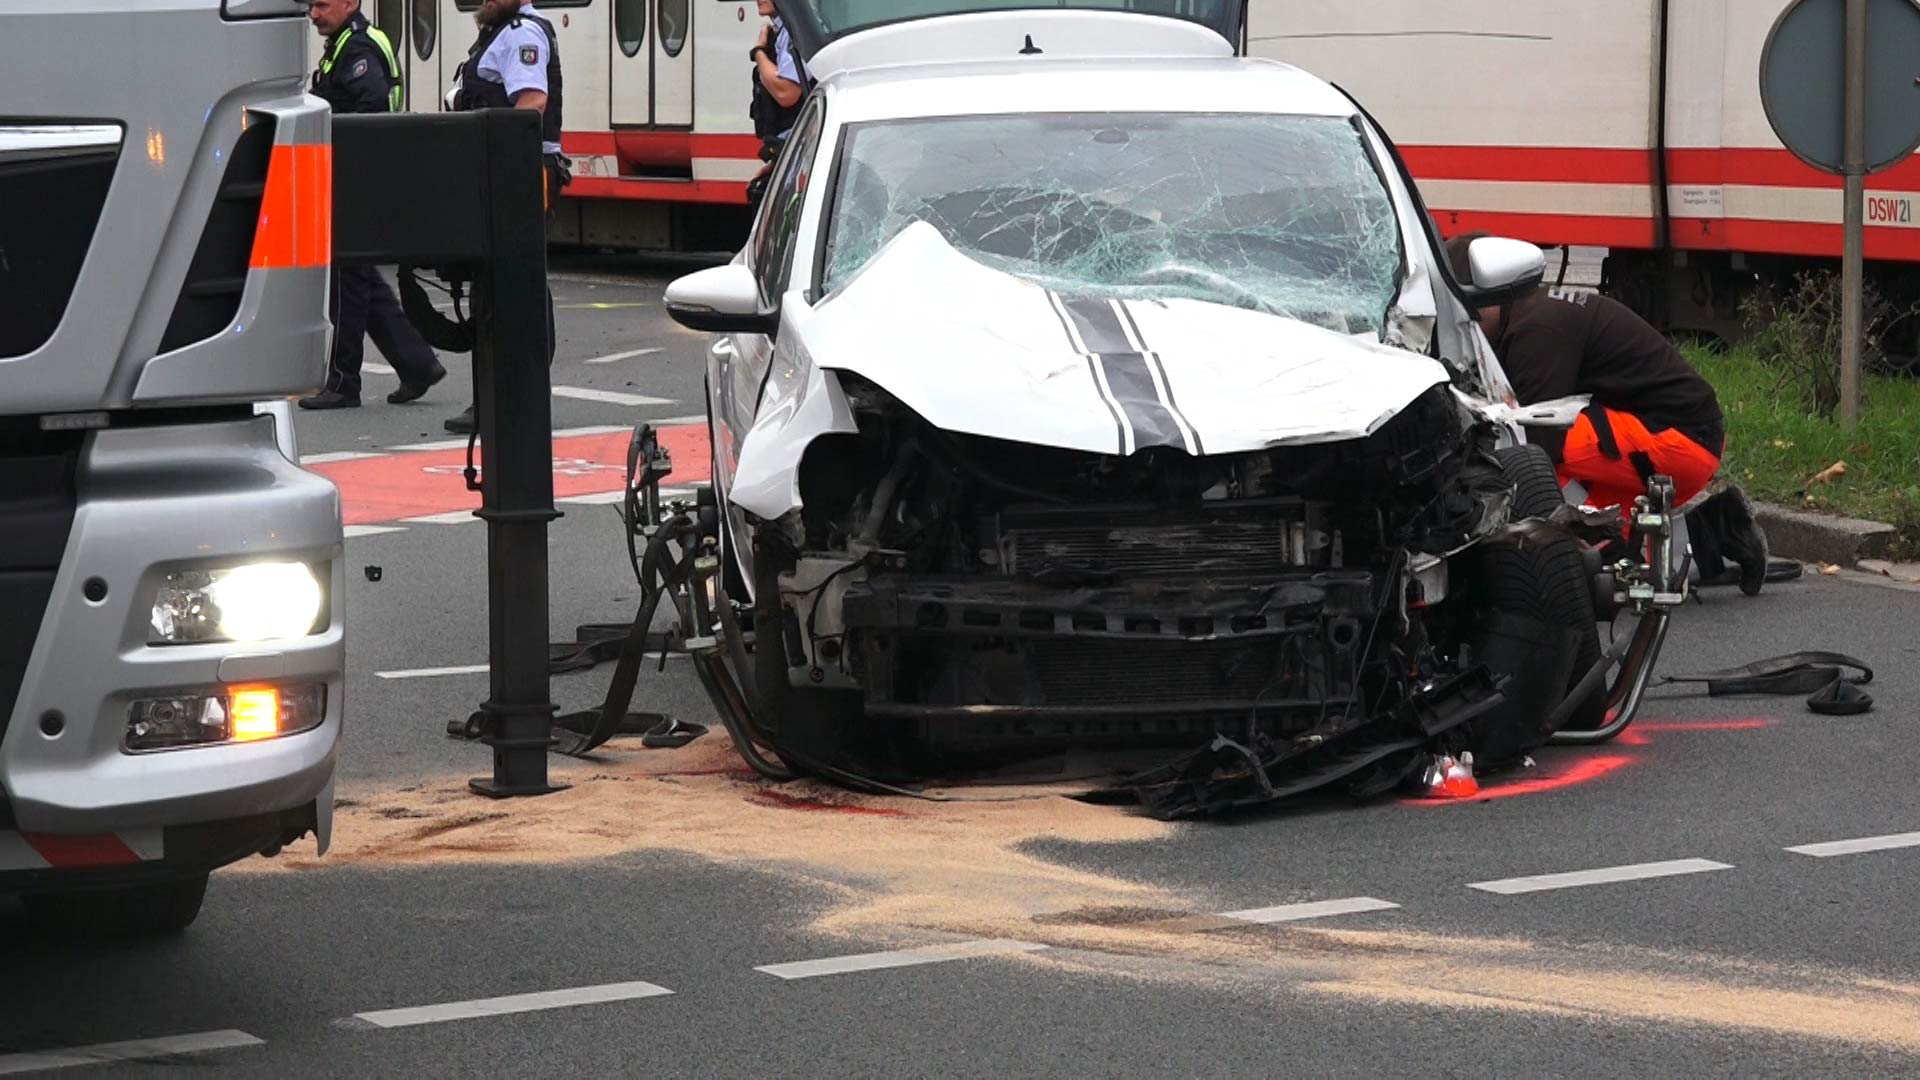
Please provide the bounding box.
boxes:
[800,222,1452,456]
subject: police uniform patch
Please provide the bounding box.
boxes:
[519,45,539,65]
[351,57,369,79]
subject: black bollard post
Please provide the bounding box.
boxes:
[331,109,564,797]
[468,108,563,797]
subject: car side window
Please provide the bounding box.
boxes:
[750,100,826,307]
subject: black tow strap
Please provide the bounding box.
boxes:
[1660,651,1874,715]
[452,517,711,754]
[549,623,674,675]
[548,517,710,756]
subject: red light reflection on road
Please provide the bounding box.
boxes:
[1632,719,1773,734]
[1403,716,1775,806]
[1405,755,1633,807]
[1616,718,1772,747]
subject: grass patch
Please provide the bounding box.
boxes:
[1690,345,1920,556]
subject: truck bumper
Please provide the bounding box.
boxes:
[0,801,321,896]
[0,414,343,868]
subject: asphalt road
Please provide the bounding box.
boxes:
[4,259,1920,1077]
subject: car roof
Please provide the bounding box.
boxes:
[821,57,1363,126]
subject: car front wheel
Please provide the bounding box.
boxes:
[751,535,867,775]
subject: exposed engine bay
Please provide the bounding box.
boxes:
[733,377,1602,816]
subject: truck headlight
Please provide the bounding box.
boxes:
[150,562,326,645]
[126,684,326,752]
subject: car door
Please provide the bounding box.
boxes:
[710,97,827,552]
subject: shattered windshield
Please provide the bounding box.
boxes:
[822,112,1405,336]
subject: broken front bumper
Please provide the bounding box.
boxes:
[775,567,1375,740]
[765,561,1504,815]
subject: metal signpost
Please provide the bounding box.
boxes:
[1761,0,1920,428]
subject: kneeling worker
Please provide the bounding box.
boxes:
[1446,235,1770,595]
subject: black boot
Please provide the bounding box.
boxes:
[1720,486,1771,596]
[299,389,360,410]
[443,405,475,435]
[387,363,447,405]
[1689,487,1770,596]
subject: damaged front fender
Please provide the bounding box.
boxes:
[729,302,860,524]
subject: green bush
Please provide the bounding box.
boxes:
[1735,270,1906,420]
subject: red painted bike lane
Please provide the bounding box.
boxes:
[308,423,711,527]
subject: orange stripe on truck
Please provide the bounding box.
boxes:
[20,832,142,868]
[249,143,332,270]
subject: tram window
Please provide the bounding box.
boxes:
[455,0,593,7]
[616,0,647,56]
[413,0,437,60]
[374,0,405,53]
[658,0,689,56]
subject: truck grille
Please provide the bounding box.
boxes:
[1000,500,1330,579]
[0,127,121,359]
[159,115,276,353]
[0,429,82,761]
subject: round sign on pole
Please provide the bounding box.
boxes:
[1761,0,1920,175]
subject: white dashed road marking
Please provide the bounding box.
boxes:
[376,664,491,680]
[344,524,407,539]
[557,487,694,507]
[0,1030,264,1076]
[399,510,482,526]
[585,347,665,364]
[1786,831,1920,858]
[301,450,384,465]
[552,386,675,407]
[557,490,631,506]
[351,981,674,1030]
[393,436,476,452]
[1220,897,1401,924]
[1468,858,1734,896]
[756,939,1050,981]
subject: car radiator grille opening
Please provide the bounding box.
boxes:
[1030,639,1282,707]
[999,500,1335,579]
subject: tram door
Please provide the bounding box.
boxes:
[613,0,694,126]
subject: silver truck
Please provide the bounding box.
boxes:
[1,0,343,934]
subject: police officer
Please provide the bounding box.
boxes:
[747,0,809,208]
[442,0,568,435]
[299,0,448,412]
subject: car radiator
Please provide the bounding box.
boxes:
[997,499,1338,579]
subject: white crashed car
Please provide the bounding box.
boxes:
[666,2,1606,814]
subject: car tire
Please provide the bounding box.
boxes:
[1496,442,1566,522]
[1466,535,1600,762]
[751,535,865,774]
[22,872,209,938]
[1493,443,1607,732]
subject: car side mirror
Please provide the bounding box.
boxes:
[1458,237,1546,309]
[665,264,780,336]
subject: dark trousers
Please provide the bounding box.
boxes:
[326,265,441,398]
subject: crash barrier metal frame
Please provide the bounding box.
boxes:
[333,110,562,797]
[1548,475,1686,745]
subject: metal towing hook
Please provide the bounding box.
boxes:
[451,425,691,753]
[1549,474,1689,746]
[615,426,798,780]
[454,422,802,773]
